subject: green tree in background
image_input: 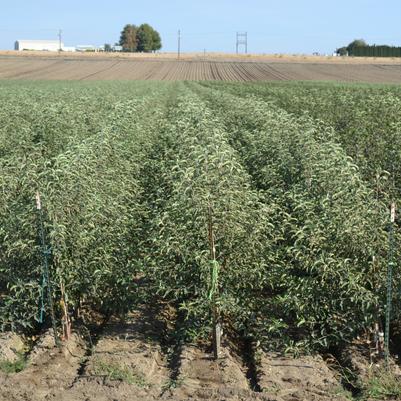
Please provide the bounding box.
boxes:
[151,29,162,52]
[119,24,138,52]
[119,23,162,53]
[137,24,162,52]
[137,24,154,52]
[336,39,368,56]
[336,46,347,56]
[347,39,368,54]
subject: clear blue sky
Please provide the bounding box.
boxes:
[1,0,400,54]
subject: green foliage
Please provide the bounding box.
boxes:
[119,24,138,52]
[192,82,389,349]
[336,46,348,56]
[1,79,400,356]
[143,93,271,337]
[0,81,172,329]
[119,23,162,52]
[0,352,27,374]
[151,29,162,51]
[363,369,401,400]
[162,376,185,391]
[352,45,401,57]
[336,38,401,57]
[347,39,368,52]
[93,358,148,387]
[137,23,161,52]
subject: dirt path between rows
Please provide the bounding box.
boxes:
[0,310,384,401]
[0,331,86,401]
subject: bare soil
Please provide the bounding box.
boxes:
[1,52,401,82]
[257,352,348,401]
[0,307,360,401]
[169,345,250,399]
[0,330,86,401]
[0,332,24,362]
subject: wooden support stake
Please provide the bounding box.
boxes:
[60,282,71,341]
[213,322,221,360]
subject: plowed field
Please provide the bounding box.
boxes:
[2,53,401,82]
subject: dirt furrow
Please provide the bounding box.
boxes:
[0,330,87,401]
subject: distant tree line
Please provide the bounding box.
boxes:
[337,39,401,57]
[119,23,162,53]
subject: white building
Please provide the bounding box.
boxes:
[62,46,76,52]
[15,40,64,52]
[76,45,97,52]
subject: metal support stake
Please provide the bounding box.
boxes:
[36,192,60,348]
[208,204,221,359]
[385,202,396,366]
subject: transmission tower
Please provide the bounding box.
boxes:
[58,29,62,52]
[178,30,181,59]
[236,32,247,54]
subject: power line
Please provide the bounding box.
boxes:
[0,28,61,32]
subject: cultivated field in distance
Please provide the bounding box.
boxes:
[1,51,401,82]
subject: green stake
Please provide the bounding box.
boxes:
[384,202,396,366]
[36,192,60,348]
[208,204,221,360]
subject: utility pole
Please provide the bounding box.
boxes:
[178,30,181,60]
[58,29,62,52]
[236,32,248,54]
